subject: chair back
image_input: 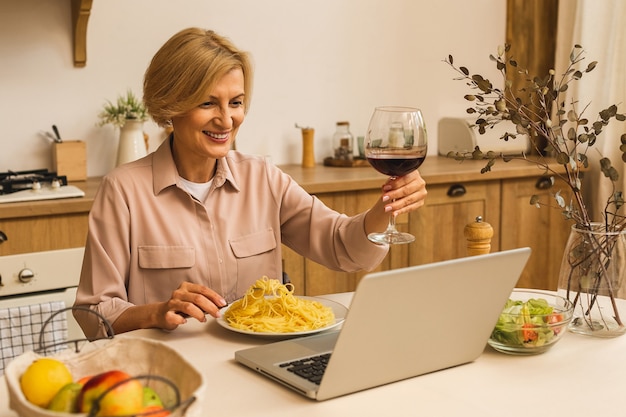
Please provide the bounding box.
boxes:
[0,301,68,374]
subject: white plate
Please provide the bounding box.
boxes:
[216,296,348,338]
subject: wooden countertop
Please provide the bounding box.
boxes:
[281,155,568,193]
[0,156,567,219]
[0,177,101,219]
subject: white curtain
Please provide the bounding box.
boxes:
[556,0,626,222]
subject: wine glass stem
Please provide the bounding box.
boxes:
[386,176,399,234]
[385,213,399,235]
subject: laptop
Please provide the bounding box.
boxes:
[235,247,531,401]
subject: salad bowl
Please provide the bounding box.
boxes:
[488,289,574,355]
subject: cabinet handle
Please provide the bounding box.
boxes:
[535,176,553,190]
[447,184,467,197]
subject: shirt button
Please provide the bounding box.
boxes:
[219,259,223,263]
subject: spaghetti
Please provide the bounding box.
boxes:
[223,277,336,333]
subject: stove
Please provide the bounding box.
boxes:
[0,247,85,340]
[0,169,85,204]
[0,169,68,194]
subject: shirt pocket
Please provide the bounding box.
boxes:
[230,229,279,294]
[138,245,195,269]
[229,229,277,259]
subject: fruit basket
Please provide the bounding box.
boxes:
[4,308,206,417]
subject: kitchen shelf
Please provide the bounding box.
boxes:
[71,0,93,67]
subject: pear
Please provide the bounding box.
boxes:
[143,386,164,408]
[47,382,82,412]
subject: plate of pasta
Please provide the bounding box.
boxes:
[216,277,348,337]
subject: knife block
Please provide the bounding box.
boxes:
[52,141,87,181]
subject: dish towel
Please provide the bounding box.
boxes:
[0,301,68,375]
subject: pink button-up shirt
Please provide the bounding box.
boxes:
[74,138,388,337]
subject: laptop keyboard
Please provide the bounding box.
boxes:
[279,353,332,385]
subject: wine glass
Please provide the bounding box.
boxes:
[365,106,427,244]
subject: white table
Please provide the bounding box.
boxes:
[2,292,625,416]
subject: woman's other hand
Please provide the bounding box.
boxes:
[163,282,228,325]
[112,281,228,333]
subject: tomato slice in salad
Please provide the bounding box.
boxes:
[546,313,564,334]
[521,323,538,342]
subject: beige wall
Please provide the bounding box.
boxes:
[0,0,505,177]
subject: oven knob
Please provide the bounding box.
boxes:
[18,268,35,283]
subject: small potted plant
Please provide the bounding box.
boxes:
[445,45,626,337]
[98,90,148,165]
[97,90,147,128]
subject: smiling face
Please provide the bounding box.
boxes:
[171,67,246,182]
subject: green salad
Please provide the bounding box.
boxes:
[491,298,565,348]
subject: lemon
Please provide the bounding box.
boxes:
[20,358,73,408]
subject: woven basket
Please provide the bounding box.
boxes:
[5,336,206,417]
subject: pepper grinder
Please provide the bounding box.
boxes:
[464,216,493,256]
[296,124,316,168]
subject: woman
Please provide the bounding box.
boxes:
[74,28,427,339]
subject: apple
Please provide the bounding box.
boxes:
[78,370,143,416]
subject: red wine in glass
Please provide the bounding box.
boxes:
[364,106,427,245]
[366,153,426,177]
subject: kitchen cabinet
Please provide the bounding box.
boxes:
[408,180,501,266]
[279,157,573,295]
[298,188,395,296]
[500,175,574,290]
[293,180,502,296]
[0,158,572,293]
[0,177,99,256]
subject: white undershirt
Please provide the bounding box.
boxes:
[179,176,213,202]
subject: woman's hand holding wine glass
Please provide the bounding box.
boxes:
[365,106,428,244]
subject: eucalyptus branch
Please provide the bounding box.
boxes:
[444,44,626,231]
[446,44,626,335]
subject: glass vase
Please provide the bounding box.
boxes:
[557,223,626,337]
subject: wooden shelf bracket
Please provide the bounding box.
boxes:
[71,0,93,67]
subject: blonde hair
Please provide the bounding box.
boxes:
[143,28,253,127]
